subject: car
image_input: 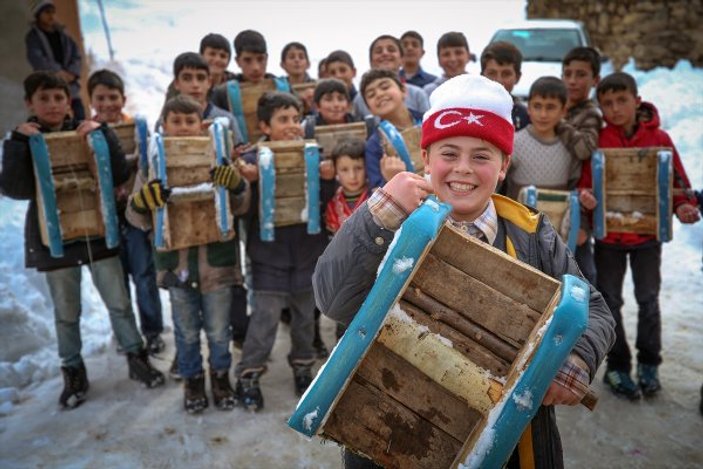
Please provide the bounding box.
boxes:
[488,19,593,99]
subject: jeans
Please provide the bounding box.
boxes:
[46,256,143,367]
[119,221,163,338]
[170,285,233,378]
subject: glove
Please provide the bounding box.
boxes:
[131,179,170,212]
[211,164,242,190]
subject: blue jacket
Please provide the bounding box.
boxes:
[400,67,437,88]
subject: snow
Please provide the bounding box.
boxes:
[303,407,320,432]
[391,256,414,274]
[388,302,454,349]
[376,226,403,277]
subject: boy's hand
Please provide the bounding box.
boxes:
[234,143,255,157]
[76,120,101,137]
[380,154,406,182]
[319,159,335,180]
[579,189,597,211]
[211,164,242,190]
[56,70,76,83]
[131,179,170,212]
[382,172,433,214]
[676,203,700,224]
[542,354,589,407]
[238,160,259,182]
[576,228,588,246]
[16,122,41,136]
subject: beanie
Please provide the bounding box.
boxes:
[30,0,54,17]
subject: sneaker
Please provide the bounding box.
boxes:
[169,356,182,381]
[603,369,641,400]
[637,363,662,396]
[235,369,264,411]
[59,362,89,409]
[210,370,236,410]
[146,335,166,355]
[184,374,208,414]
[292,363,313,396]
[127,349,166,388]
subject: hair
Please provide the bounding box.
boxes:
[317,58,327,78]
[161,94,203,121]
[23,71,69,100]
[400,30,424,47]
[562,46,601,77]
[326,50,355,69]
[173,52,210,78]
[360,69,404,103]
[331,137,366,164]
[234,30,267,56]
[87,69,125,97]
[480,41,523,74]
[437,32,469,55]
[528,76,568,105]
[369,34,404,62]
[199,33,231,58]
[313,78,350,104]
[596,72,638,98]
[281,41,309,63]
[257,91,302,125]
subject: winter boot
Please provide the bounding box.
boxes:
[184,374,208,414]
[291,360,314,396]
[603,369,641,400]
[637,363,661,397]
[169,355,182,381]
[127,349,166,388]
[146,335,166,355]
[59,362,89,409]
[210,370,236,411]
[235,369,264,411]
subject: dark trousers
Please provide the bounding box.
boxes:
[594,241,662,372]
[575,238,597,286]
[230,285,249,342]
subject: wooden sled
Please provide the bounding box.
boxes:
[226,77,291,143]
[150,118,234,251]
[517,186,580,252]
[291,81,317,115]
[257,139,321,241]
[289,197,591,469]
[314,121,367,159]
[379,120,424,176]
[111,117,149,174]
[591,147,673,241]
[29,130,120,258]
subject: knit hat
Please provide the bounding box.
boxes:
[30,0,54,17]
[421,74,514,155]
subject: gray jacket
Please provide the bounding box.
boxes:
[25,25,82,99]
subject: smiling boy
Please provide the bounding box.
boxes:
[399,30,437,88]
[423,32,471,97]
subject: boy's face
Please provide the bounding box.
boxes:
[162,111,202,137]
[90,84,126,124]
[236,51,268,83]
[370,39,402,72]
[335,155,366,193]
[364,78,405,119]
[422,136,509,223]
[36,6,56,31]
[598,89,640,130]
[562,60,598,105]
[401,37,424,67]
[202,47,230,77]
[527,95,566,135]
[282,47,310,76]
[438,46,470,78]
[326,61,356,88]
[259,106,302,141]
[26,87,70,128]
[482,59,520,94]
[318,91,349,124]
[174,67,211,105]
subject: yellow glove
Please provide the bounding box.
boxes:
[211,164,242,190]
[131,179,170,212]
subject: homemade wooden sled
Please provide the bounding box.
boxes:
[378,120,424,176]
[592,147,673,242]
[518,186,580,252]
[29,130,120,258]
[291,81,316,115]
[289,197,591,469]
[111,117,149,174]
[257,139,321,241]
[149,118,234,251]
[314,121,367,160]
[226,77,291,143]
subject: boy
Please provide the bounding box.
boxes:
[325,138,370,234]
[589,72,699,400]
[126,95,250,413]
[200,33,237,87]
[399,31,437,88]
[481,40,530,131]
[234,92,335,411]
[0,71,164,409]
[325,50,358,102]
[313,74,615,469]
[423,32,471,97]
[504,76,577,200]
[302,78,356,138]
[280,42,315,114]
[361,69,423,189]
[88,69,165,355]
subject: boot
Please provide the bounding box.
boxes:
[235,369,264,411]
[210,370,236,410]
[637,363,661,397]
[184,374,208,414]
[59,362,89,409]
[291,361,314,396]
[127,349,165,388]
[603,369,641,401]
[146,335,166,355]
[169,355,182,381]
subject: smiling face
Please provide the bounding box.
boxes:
[27,87,70,128]
[482,59,520,94]
[318,91,349,124]
[363,77,405,119]
[259,105,302,141]
[335,155,366,193]
[438,46,470,78]
[202,46,230,78]
[90,84,126,124]
[174,67,211,106]
[401,36,424,68]
[162,111,202,137]
[370,38,403,72]
[422,136,509,222]
[326,61,356,89]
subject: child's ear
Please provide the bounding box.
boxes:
[421,148,430,173]
[498,153,512,182]
[258,120,271,136]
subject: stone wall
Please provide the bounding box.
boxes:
[527,0,703,70]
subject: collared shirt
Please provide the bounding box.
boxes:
[447,199,498,245]
[400,67,438,89]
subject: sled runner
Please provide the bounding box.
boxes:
[518,186,581,252]
[378,120,424,175]
[226,77,291,143]
[312,121,367,160]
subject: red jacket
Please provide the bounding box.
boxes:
[579,101,696,246]
[325,186,370,234]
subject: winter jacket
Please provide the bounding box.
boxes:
[399,67,437,88]
[313,194,615,469]
[25,25,82,99]
[512,98,530,131]
[579,101,697,246]
[558,99,602,162]
[324,186,370,234]
[0,118,130,271]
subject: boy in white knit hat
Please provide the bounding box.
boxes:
[312,74,615,468]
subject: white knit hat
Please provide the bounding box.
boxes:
[30,0,54,17]
[421,74,514,155]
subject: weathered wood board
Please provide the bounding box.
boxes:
[381,125,424,175]
[314,122,367,159]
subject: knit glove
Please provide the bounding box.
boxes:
[131,179,170,212]
[210,164,242,191]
